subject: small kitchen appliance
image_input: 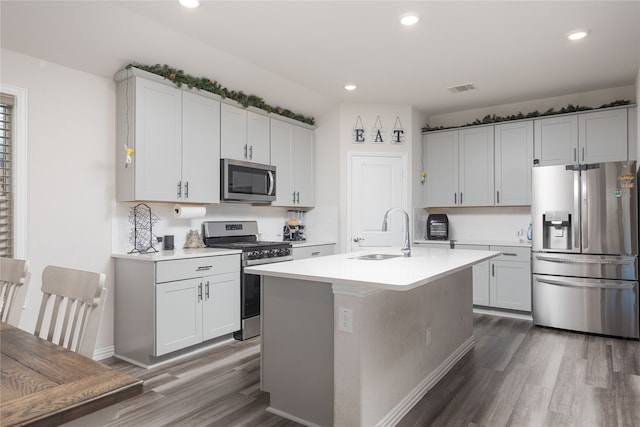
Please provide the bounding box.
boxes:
[202,221,292,340]
[283,210,306,241]
[427,214,449,240]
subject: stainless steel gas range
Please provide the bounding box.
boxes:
[202,221,292,340]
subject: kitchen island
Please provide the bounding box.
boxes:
[245,246,500,427]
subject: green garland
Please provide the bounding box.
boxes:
[127,63,315,126]
[422,100,631,132]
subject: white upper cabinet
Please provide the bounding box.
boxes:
[270,118,315,207]
[115,72,220,203]
[182,92,221,203]
[424,130,459,207]
[458,126,495,207]
[424,126,494,207]
[578,108,627,163]
[220,103,270,164]
[534,108,628,166]
[494,121,533,206]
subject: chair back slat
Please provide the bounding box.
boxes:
[34,266,107,358]
[0,258,30,325]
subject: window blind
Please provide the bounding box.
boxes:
[0,93,15,257]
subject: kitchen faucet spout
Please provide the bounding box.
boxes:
[381,207,411,257]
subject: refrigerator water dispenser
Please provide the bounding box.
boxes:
[542,211,572,250]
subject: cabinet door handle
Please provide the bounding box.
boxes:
[196,265,213,271]
[244,144,248,159]
[502,253,518,257]
[460,192,463,205]
[454,193,457,204]
[496,191,500,204]
[292,192,296,203]
[249,145,253,160]
[492,263,495,277]
[573,148,577,162]
[581,147,585,162]
[205,281,210,300]
[177,181,182,198]
[184,181,189,199]
[198,283,203,301]
[296,192,300,204]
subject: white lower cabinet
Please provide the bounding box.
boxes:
[114,254,240,365]
[292,243,335,260]
[457,244,531,312]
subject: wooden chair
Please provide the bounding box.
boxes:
[34,265,107,358]
[0,257,31,326]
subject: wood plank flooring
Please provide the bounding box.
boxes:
[102,314,640,426]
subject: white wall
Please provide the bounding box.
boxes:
[1,49,116,352]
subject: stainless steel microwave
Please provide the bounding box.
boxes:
[221,159,276,203]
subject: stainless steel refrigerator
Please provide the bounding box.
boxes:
[531,160,639,338]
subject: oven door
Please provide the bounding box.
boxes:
[221,158,276,202]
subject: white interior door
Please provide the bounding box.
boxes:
[348,153,407,252]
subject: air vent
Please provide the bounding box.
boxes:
[448,83,477,93]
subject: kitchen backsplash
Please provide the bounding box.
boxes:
[414,206,532,243]
[112,203,339,253]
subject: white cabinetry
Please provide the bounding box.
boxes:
[456,244,531,312]
[220,103,270,164]
[292,244,335,260]
[534,107,628,166]
[456,244,490,306]
[114,254,240,366]
[489,246,531,311]
[424,126,494,207]
[270,118,315,207]
[494,121,533,206]
[115,70,220,203]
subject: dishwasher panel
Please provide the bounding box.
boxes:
[533,274,639,338]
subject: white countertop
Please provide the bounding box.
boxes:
[245,246,500,291]
[414,239,532,248]
[112,247,241,261]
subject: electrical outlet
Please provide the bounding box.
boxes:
[426,326,432,346]
[338,308,353,333]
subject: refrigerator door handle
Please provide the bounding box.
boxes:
[536,276,636,290]
[534,254,635,265]
[573,170,581,251]
[581,171,588,250]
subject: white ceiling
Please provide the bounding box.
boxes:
[1,1,639,120]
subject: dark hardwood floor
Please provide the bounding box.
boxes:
[103,314,640,426]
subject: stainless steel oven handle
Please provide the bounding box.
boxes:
[536,277,635,290]
[267,171,275,196]
[535,255,634,265]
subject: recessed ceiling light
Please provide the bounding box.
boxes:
[179,0,200,8]
[344,84,357,91]
[567,29,590,40]
[400,14,419,26]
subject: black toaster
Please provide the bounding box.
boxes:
[427,214,449,240]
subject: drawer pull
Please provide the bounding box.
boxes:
[311,251,320,256]
[502,253,518,257]
[196,266,213,271]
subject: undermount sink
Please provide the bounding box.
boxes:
[351,253,403,260]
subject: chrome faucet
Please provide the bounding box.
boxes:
[381,207,411,257]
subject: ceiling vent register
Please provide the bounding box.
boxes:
[448,83,477,93]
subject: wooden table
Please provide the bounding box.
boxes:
[0,322,143,426]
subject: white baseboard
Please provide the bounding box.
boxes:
[93,345,115,361]
[266,406,323,427]
[376,335,476,427]
[473,307,533,321]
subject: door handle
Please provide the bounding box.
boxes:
[198,283,203,301]
[244,144,248,159]
[460,192,463,205]
[249,145,253,160]
[184,181,189,199]
[496,191,500,204]
[492,263,495,277]
[353,237,365,243]
[177,181,182,198]
[536,277,635,290]
[296,192,300,204]
[267,171,275,196]
[205,281,210,300]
